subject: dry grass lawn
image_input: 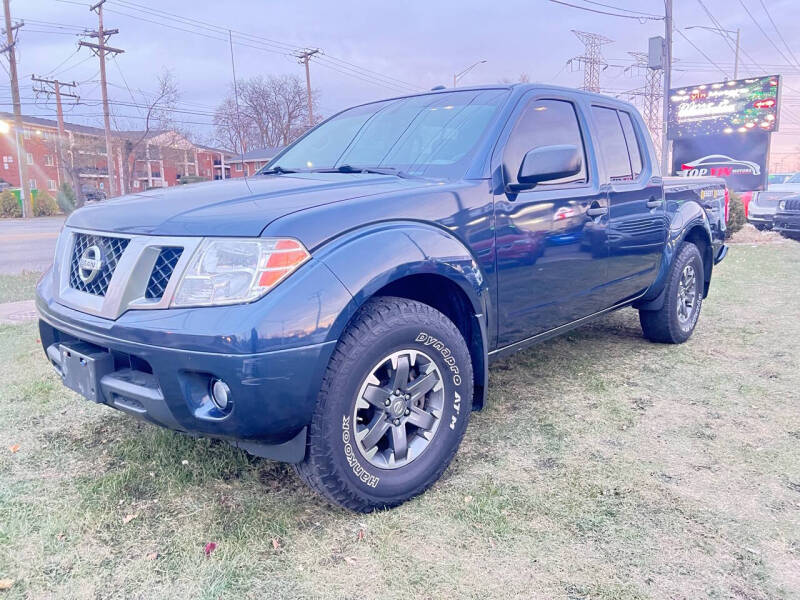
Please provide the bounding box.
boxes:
[1,237,799,599]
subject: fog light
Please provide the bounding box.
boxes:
[210,379,231,411]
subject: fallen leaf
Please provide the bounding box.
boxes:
[122,513,138,525]
[344,556,357,565]
[0,579,13,590]
[146,552,159,561]
[464,495,473,504]
[8,444,19,454]
[357,529,365,542]
[181,460,189,466]
[57,533,66,541]
[271,538,281,550]
[204,542,217,556]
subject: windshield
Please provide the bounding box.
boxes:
[787,173,800,184]
[265,89,508,179]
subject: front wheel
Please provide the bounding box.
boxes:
[295,297,473,512]
[639,242,704,344]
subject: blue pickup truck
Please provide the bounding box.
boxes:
[37,84,728,512]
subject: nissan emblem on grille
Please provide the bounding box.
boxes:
[69,233,130,297]
[78,245,104,284]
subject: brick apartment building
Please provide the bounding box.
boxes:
[228,146,284,177]
[0,112,235,198]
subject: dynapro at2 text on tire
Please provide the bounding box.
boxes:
[295,297,473,512]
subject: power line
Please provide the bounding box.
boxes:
[736,0,796,68]
[548,0,662,20]
[758,0,800,69]
[103,0,421,92]
[578,0,661,18]
[674,28,728,77]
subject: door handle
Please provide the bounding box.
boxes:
[586,206,608,217]
[646,197,663,209]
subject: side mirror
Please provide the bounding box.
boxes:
[511,144,582,191]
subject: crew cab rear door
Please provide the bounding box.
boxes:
[589,105,667,305]
[492,92,610,346]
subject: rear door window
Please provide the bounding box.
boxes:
[619,111,643,177]
[591,106,633,182]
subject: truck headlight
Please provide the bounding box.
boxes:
[172,238,310,307]
[779,200,786,211]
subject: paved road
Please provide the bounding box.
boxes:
[0,299,36,324]
[0,216,65,275]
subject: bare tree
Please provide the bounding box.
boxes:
[43,130,108,208]
[213,74,319,152]
[501,73,531,84]
[118,70,180,194]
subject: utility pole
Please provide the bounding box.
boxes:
[79,0,123,197]
[295,48,320,127]
[733,28,740,79]
[662,0,673,176]
[2,0,29,217]
[568,30,613,93]
[32,76,79,188]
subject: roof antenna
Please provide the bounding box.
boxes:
[228,30,251,193]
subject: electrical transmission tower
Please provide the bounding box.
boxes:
[567,30,613,93]
[628,52,663,161]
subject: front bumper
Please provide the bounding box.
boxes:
[773,212,800,236]
[747,213,774,227]
[37,298,337,462]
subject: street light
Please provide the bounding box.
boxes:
[685,25,741,79]
[453,60,487,88]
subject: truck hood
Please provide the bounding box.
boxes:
[66,173,435,237]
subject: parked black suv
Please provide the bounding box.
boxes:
[774,195,800,240]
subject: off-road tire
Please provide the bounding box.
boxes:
[294,296,473,512]
[639,242,704,344]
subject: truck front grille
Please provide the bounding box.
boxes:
[784,198,800,212]
[145,247,183,299]
[69,233,130,297]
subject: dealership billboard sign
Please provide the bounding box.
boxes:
[672,132,770,192]
[668,75,781,139]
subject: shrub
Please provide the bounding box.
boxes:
[56,182,77,214]
[726,192,746,238]
[33,192,60,216]
[0,189,21,218]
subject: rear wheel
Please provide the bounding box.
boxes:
[639,242,704,344]
[295,296,473,512]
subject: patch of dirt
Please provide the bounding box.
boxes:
[729,224,786,245]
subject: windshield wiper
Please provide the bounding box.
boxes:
[259,166,298,175]
[320,164,413,179]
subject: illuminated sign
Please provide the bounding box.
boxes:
[668,75,781,139]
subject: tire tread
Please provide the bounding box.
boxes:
[294,296,472,512]
[639,242,703,344]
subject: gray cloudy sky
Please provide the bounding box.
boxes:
[12,0,800,162]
